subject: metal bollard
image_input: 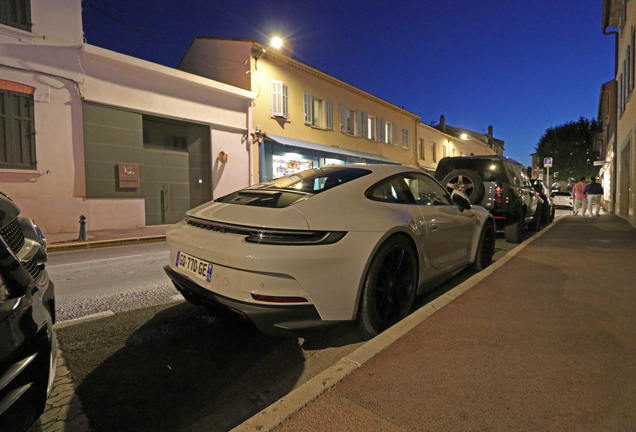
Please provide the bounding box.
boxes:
[78,215,87,241]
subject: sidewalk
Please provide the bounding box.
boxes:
[45,225,170,251]
[237,214,636,432]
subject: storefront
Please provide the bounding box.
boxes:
[260,134,399,181]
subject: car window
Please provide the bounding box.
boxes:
[504,162,521,186]
[403,173,452,206]
[366,176,414,204]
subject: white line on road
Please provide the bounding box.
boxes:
[47,251,170,268]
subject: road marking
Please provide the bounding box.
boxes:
[47,251,169,268]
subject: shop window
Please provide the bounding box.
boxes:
[273,153,317,178]
[0,0,32,32]
[0,88,36,169]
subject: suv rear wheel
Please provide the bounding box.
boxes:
[441,169,485,205]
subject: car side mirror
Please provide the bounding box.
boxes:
[451,190,471,211]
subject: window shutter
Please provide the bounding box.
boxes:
[282,84,289,119]
[356,110,363,137]
[392,124,398,146]
[362,112,368,138]
[376,118,383,142]
[271,81,283,117]
[303,93,312,124]
[339,104,346,133]
[325,100,333,130]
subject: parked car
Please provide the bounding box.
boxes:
[0,193,56,432]
[531,179,555,224]
[164,165,495,337]
[552,191,574,209]
[435,155,543,243]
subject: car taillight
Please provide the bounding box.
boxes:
[495,186,503,206]
[251,293,309,303]
[245,230,346,245]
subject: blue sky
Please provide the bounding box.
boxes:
[82,0,614,167]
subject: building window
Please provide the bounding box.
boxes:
[0,0,32,32]
[431,142,437,162]
[367,115,376,140]
[271,81,289,119]
[143,115,188,152]
[312,98,322,127]
[402,128,409,149]
[0,88,36,169]
[346,109,355,135]
[385,122,393,145]
[419,139,425,160]
[304,92,327,128]
[442,145,447,158]
[451,148,455,157]
[339,104,357,134]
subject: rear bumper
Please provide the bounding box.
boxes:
[164,266,345,336]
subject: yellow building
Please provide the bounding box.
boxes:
[179,38,419,183]
[601,0,635,218]
[417,116,503,173]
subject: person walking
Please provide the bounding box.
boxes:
[583,177,604,217]
[571,177,588,216]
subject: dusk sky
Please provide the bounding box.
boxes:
[81,0,614,167]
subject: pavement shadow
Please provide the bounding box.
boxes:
[56,302,306,432]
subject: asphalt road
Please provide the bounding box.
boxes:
[50,213,568,432]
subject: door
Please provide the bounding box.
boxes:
[403,173,475,270]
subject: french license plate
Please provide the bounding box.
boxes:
[176,251,213,283]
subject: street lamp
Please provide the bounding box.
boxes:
[253,36,284,70]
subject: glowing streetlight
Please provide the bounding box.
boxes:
[271,37,283,49]
[460,133,468,140]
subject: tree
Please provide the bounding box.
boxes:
[534,117,601,183]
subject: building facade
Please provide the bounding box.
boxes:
[179,38,420,183]
[602,0,634,219]
[0,0,253,233]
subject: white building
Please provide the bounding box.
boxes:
[0,0,253,234]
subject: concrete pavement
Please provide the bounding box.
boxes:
[236,213,636,431]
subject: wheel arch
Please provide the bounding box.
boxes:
[352,229,421,320]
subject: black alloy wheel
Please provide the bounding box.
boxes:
[359,236,417,336]
[472,223,495,271]
[441,169,485,205]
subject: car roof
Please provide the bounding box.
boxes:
[438,154,523,166]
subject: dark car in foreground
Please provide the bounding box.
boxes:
[0,193,56,432]
[435,155,543,243]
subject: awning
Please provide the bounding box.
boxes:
[264,134,400,165]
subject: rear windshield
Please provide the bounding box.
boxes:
[435,158,504,183]
[215,167,372,208]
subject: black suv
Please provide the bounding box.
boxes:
[0,193,56,432]
[435,155,543,243]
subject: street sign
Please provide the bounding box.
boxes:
[544,157,552,167]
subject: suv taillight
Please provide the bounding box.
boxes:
[495,185,503,207]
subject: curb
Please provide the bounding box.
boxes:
[232,217,564,432]
[47,235,166,252]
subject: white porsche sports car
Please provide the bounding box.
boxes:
[164,165,495,336]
